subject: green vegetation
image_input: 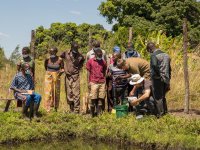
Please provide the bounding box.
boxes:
[0,112,200,149]
[34,23,111,58]
[99,0,200,48]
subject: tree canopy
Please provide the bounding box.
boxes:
[98,0,200,47]
[34,22,111,58]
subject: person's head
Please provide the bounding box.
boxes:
[49,47,58,58]
[95,48,103,60]
[22,47,31,58]
[129,74,144,88]
[71,41,79,54]
[21,63,30,74]
[117,59,129,70]
[146,42,156,53]
[127,42,134,51]
[92,40,101,49]
[113,53,121,63]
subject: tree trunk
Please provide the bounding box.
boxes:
[183,18,190,114]
[128,27,133,43]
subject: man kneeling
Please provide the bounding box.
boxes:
[128,74,156,118]
[10,63,41,119]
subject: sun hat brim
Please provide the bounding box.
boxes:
[129,77,144,85]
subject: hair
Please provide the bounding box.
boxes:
[92,40,101,48]
[22,47,30,53]
[113,53,121,60]
[71,41,79,49]
[147,42,156,51]
[117,59,126,68]
[127,42,134,48]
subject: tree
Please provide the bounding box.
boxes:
[34,22,111,57]
[98,0,200,46]
[9,45,21,64]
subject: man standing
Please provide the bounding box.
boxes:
[146,42,171,116]
[86,40,107,61]
[86,48,107,117]
[122,42,140,59]
[61,42,85,114]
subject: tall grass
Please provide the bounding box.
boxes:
[1,32,200,111]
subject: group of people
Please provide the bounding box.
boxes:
[9,40,171,119]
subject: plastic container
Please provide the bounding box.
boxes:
[115,105,128,118]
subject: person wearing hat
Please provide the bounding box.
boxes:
[106,46,121,111]
[44,47,64,112]
[129,74,156,116]
[10,63,42,119]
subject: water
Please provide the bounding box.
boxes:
[0,138,141,150]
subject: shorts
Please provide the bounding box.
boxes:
[90,82,106,100]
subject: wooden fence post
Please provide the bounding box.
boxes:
[183,18,190,114]
[128,27,133,43]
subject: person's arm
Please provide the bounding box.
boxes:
[151,55,159,76]
[60,52,66,59]
[129,86,137,96]
[79,55,85,69]
[86,60,91,89]
[44,59,48,71]
[131,89,151,106]
[58,58,65,76]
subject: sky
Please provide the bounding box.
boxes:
[0,0,112,58]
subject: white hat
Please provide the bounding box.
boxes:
[129,74,144,85]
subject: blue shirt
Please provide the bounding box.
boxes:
[10,72,34,100]
[10,72,34,91]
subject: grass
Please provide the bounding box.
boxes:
[0,112,200,149]
[1,45,200,149]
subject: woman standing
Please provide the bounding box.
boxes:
[44,47,64,112]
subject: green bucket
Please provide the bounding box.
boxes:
[115,105,128,118]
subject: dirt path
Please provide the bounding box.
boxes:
[169,109,200,119]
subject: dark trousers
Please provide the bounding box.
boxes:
[152,79,168,116]
[135,96,156,115]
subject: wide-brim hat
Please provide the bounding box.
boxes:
[129,74,144,85]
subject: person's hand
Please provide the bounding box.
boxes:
[58,70,64,77]
[130,99,139,106]
[107,72,112,78]
[20,89,27,93]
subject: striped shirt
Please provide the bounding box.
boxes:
[109,63,128,88]
[10,72,34,99]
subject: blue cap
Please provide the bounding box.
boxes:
[113,46,120,53]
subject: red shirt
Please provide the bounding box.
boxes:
[86,58,107,83]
